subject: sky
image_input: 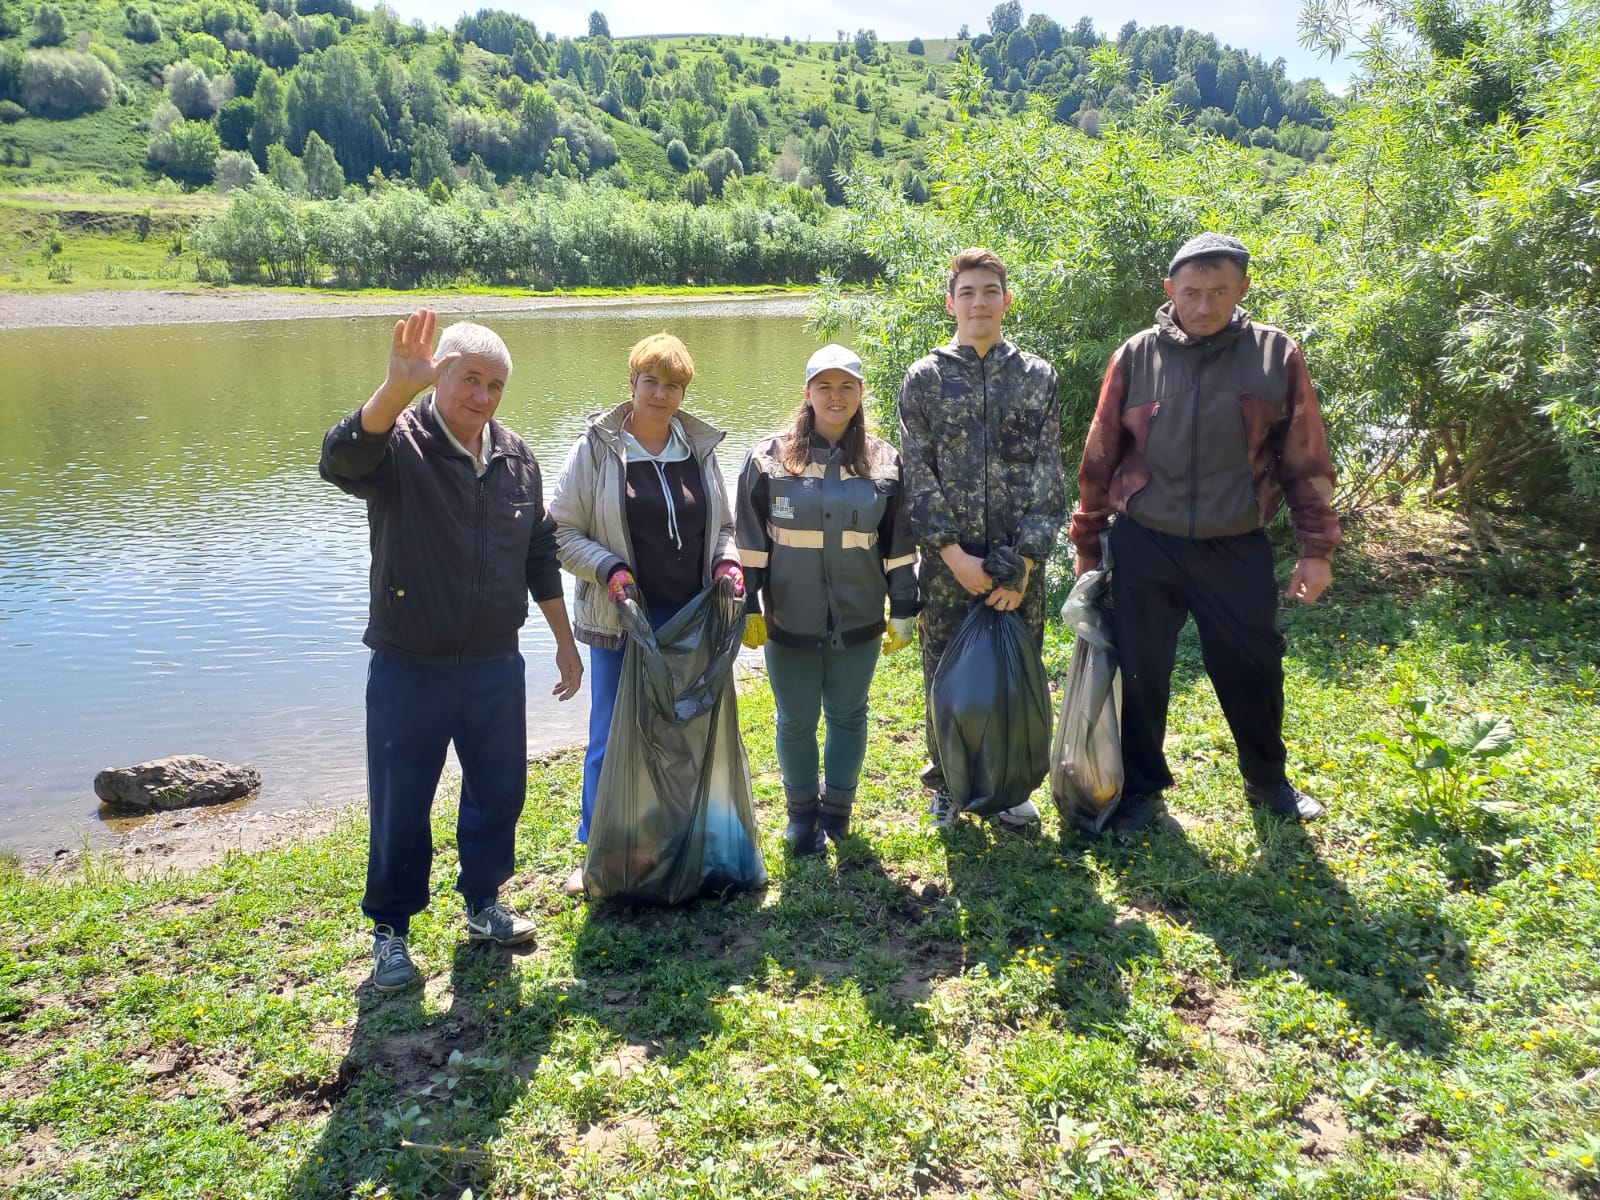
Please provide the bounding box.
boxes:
[377,0,1357,90]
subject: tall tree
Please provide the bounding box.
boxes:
[988,1,1022,37]
[286,45,390,180]
[249,68,288,167]
[302,129,344,196]
[722,101,760,169]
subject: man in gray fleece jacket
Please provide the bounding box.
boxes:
[1070,234,1342,834]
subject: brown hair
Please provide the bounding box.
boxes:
[779,400,871,479]
[947,247,1009,294]
[627,332,695,388]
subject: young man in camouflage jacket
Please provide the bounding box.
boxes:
[898,248,1067,829]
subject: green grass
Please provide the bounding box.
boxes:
[2,511,1598,1198]
[0,190,218,288]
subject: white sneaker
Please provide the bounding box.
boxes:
[928,789,958,829]
[992,799,1041,828]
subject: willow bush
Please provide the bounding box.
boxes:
[193,177,876,290]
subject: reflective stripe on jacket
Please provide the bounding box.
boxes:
[735,431,919,649]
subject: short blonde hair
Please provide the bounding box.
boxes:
[628,332,694,388]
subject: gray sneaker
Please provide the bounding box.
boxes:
[371,925,419,991]
[465,900,537,946]
[992,799,1041,828]
[928,789,958,829]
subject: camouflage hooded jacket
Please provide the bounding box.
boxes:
[897,338,1067,565]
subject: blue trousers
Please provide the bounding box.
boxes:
[363,651,526,934]
[579,603,680,843]
[764,638,881,794]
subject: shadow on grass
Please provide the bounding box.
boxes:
[287,941,557,1200]
[1079,810,1468,1055]
[941,819,1160,1034]
[566,829,945,1052]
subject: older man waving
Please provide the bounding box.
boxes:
[320,310,582,990]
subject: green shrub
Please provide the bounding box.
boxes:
[20,49,116,117]
[31,3,69,48]
[125,8,163,43]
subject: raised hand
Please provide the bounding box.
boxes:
[360,309,461,435]
[385,309,459,400]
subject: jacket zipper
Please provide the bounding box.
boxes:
[1188,366,1203,538]
[981,355,991,554]
[462,468,489,662]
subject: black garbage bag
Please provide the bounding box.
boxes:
[1050,542,1124,833]
[584,579,768,905]
[930,601,1052,817]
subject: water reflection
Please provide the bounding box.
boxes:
[0,296,816,853]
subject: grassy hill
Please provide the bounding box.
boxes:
[0,1,1334,200]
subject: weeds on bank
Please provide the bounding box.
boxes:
[1,515,1598,1198]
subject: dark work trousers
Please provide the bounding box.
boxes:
[917,549,1047,790]
[1108,517,1289,797]
[362,650,527,934]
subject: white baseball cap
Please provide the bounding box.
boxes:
[804,344,865,384]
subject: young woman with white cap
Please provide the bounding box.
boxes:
[733,345,920,854]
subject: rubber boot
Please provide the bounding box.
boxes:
[784,788,825,856]
[818,786,855,844]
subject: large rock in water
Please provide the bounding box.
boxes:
[94,756,261,811]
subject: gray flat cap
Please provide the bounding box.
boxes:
[1168,232,1250,277]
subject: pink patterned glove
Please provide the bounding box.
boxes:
[712,560,745,598]
[606,568,639,605]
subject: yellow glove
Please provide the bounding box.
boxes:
[742,613,768,649]
[883,616,916,654]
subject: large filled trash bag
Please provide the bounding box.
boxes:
[1050,546,1124,833]
[584,579,768,904]
[930,601,1052,818]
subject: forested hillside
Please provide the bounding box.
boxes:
[0,0,1334,199]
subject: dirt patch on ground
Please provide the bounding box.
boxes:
[1172,976,1265,1072]
[0,1124,78,1191]
[1339,506,1599,602]
[889,938,967,1001]
[18,800,363,878]
[1297,1092,1357,1157]
[574,1112,659,1162]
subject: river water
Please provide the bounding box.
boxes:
[0,296,821,854]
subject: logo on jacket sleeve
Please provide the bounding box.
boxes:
[771,496,796,521]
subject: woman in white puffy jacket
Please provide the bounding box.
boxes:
[548,333,742,895]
